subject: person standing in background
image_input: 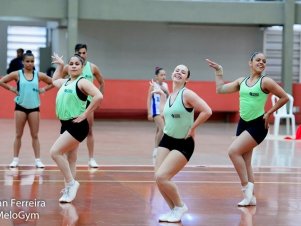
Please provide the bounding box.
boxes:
[62,43,105,168]
[147,67,169,163]
[0,50,53,168]
[7,48,24,74]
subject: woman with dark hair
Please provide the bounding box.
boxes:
[51,53,103,203]
[62,43,105,168]
[206,52,289,206]
[147,67,169,162]
[0,50,53,168]
[155,65,212,223]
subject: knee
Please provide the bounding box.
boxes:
[31,134,39,140]
[15,133,23,139]
[68,154,77,164]
[155,172,168,185]
[228,148,237,159]
[50,149,59,160]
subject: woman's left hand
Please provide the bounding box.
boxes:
[185,128,195,139]
[73,114,87,123]
[263,113,270,129]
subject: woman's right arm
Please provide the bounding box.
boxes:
[206,59,241,94]
[51,53,66,88]
[0,71,19,94]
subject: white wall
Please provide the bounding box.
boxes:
[0,20,263,81]
[77,20,263,81]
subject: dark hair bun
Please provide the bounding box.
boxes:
[25,50,32,54]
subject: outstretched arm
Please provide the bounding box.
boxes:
[206,59,241,94]
[51,53,66,88]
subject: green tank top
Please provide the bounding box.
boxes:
[163,88,194,139]
[56,76,87,120]
[82,61,93,101]
[239,75,268,121]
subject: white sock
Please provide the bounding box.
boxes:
[68,179,75,187]
[13,157,19,162]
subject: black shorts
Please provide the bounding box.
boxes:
[236,115,268,144]
[60,119,89,142]
[15,103,39,115]
[159,133,195,161]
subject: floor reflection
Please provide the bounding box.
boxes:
[238,206,256,226]
[60,203,79,226]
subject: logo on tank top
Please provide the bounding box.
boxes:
[171,114,181,118]
[32,88,39,92]
[249,92,259,97]
[64,89,73,94]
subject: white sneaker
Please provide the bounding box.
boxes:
[238,195,256,207]
[9,159,19,168]
[88,159,99,168]
[158,209,173,222]
[237,182,255,206]
[35,159,45,168]
[59,181,80,203]
[167,203,188,223]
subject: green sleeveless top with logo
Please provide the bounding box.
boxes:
[56,76,87,120]
[163,88,194,139]
[239,75,268,121]
[82,61,93,102]
[15,69,40,109]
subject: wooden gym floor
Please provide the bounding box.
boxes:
[0,119,300,226]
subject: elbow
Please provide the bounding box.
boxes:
[206,109,213,118]
[283,95,289,104]
[203,108,212,120]
[216,87,223,94]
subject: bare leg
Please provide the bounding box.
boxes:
[155,147,173,209]
[50,132,80,183]
[67,148,78,179]
[228,131,257,186]
[243,150,254,184]
[153,116,164,147]
[27,111,40,158]
[155,150,187,208]
[13,111,27,157]
[86,113,94,159]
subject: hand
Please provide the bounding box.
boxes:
[263,113,270,129]
[150,80,164,95]
[72,113,87,123]
[9,87,19,95]
[39,88,46,94]
[51,52,64,65]
[185,128,195,139]
[147,114,153,121]
[205,59,223,71]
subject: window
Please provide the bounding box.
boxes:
[263,25,301,83]
[7,26,47,72]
